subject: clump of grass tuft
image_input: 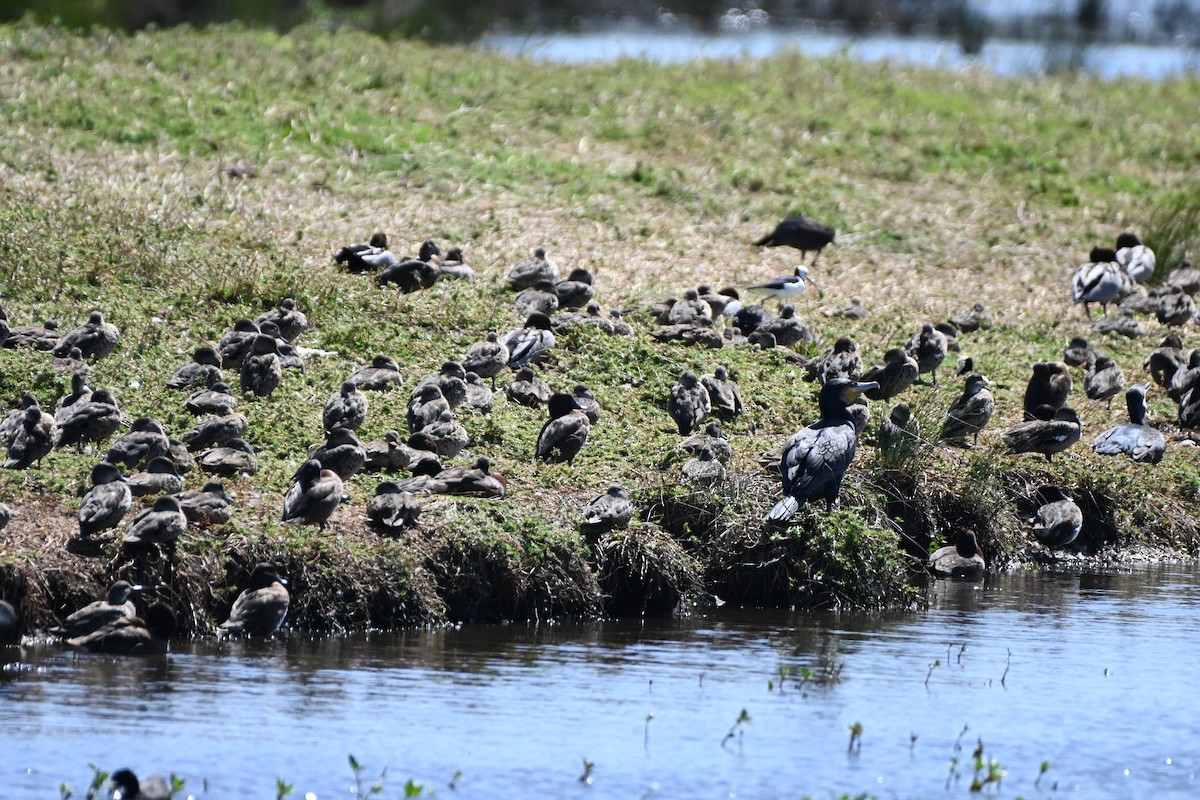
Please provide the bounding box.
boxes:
[1145,181,1200,282]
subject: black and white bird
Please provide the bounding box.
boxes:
[1115,232,1155,283]
[1072,247,1123,318]
[766,378,879,523]
[747,266,812,307]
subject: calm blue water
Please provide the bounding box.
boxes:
[2,565,1198,799]
[478,28,1200,79]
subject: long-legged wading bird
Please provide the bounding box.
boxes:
[766,378,879,523]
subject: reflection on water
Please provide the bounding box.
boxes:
[478,27,1200,79]
[3,565,1199,798]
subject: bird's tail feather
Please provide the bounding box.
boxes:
[766,496,799,524]
[753,235,773,247]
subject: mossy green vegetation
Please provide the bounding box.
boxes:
[1,24,1199,633]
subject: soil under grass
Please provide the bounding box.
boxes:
[1,23,1199,637]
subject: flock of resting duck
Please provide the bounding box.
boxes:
[0,213,1195,648]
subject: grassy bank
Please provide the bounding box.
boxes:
[1,23,1199,635]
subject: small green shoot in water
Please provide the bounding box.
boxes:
[721,709,752,749]
[84,764,109,800]
[645,713,654,750]
[1035,761,1052,788]
[347,755,386,799]
[910,732,919,755]
[926,659,941,687]
[403,779,424,797]
[1001,648,1011,687]
[449,769,462,790]
[276,778,295,799]
[847,722,863,755]
[579,758,595,784]
[59,783,72,800]
[169,775,186,796]
[770,665,796,692]
[969,738,1007,792]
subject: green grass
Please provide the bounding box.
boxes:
[1,23,1199,631]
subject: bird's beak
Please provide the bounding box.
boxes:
[847,381,880,399]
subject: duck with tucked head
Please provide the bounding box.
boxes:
[282,459,345,530]
[536,393,591,465]
[1002,406,1082,462]
[66,601,176,655]
[1028,485,1083,556]
[928,530,986,580]
[219,563,290,638]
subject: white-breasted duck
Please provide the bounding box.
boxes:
[1092,384,1166,464]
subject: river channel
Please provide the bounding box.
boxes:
[3,564,1198,798]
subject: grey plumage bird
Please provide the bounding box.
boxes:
[218,563,290,638]
[554,267,595,309]
[308,428,366,480]
[1144,334,1187,388]
[181,410,249,452]
[407,384,451,434]
[239,334,282,397]
[679,420,733,463]
[580,484,634,533]
[199,437,258,476]
[506,366,551,408]
[54,388,121,450]
[52,310,120,360]
[939,374,995,447]
[464,332,509,384]
[123,495,187,546]
[176,480,235,525]
[1002,406,1082,462]
[127,456,184,497]
[415,362,469,410]
[78,462,132,538]
[256,297,309,342]
[1029,485,1083,554]
[66,601,176,656]
[536,393,591,465]
[861,348,919,401]
[668,370,710,435]
[435,456,507,497]
[1062,336,1098,369]
[217,318,262,368]
[363,430,411,472]
[185,381,239,415]
[701,366,742,419]
[806,336,863,385]
[367,481,422,531]
[348,354,404,391]
[106,417,171,469]
[282,459,345,530]
[166,346,223,389]
[50,580,141,639]
[1085,355,1125,407]
[928,531,986,580]
[512,279,560,318]
[1092,383,1166,464]
[506,247,559,289]
[682,446,726,486]
[766,379,880,522]
[907,323,948,385]
[323,381,369,432]
[3,406,55,469]
[464,372,495,414]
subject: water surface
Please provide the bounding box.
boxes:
[3,565,1198,798]
[478,27,1200,79]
